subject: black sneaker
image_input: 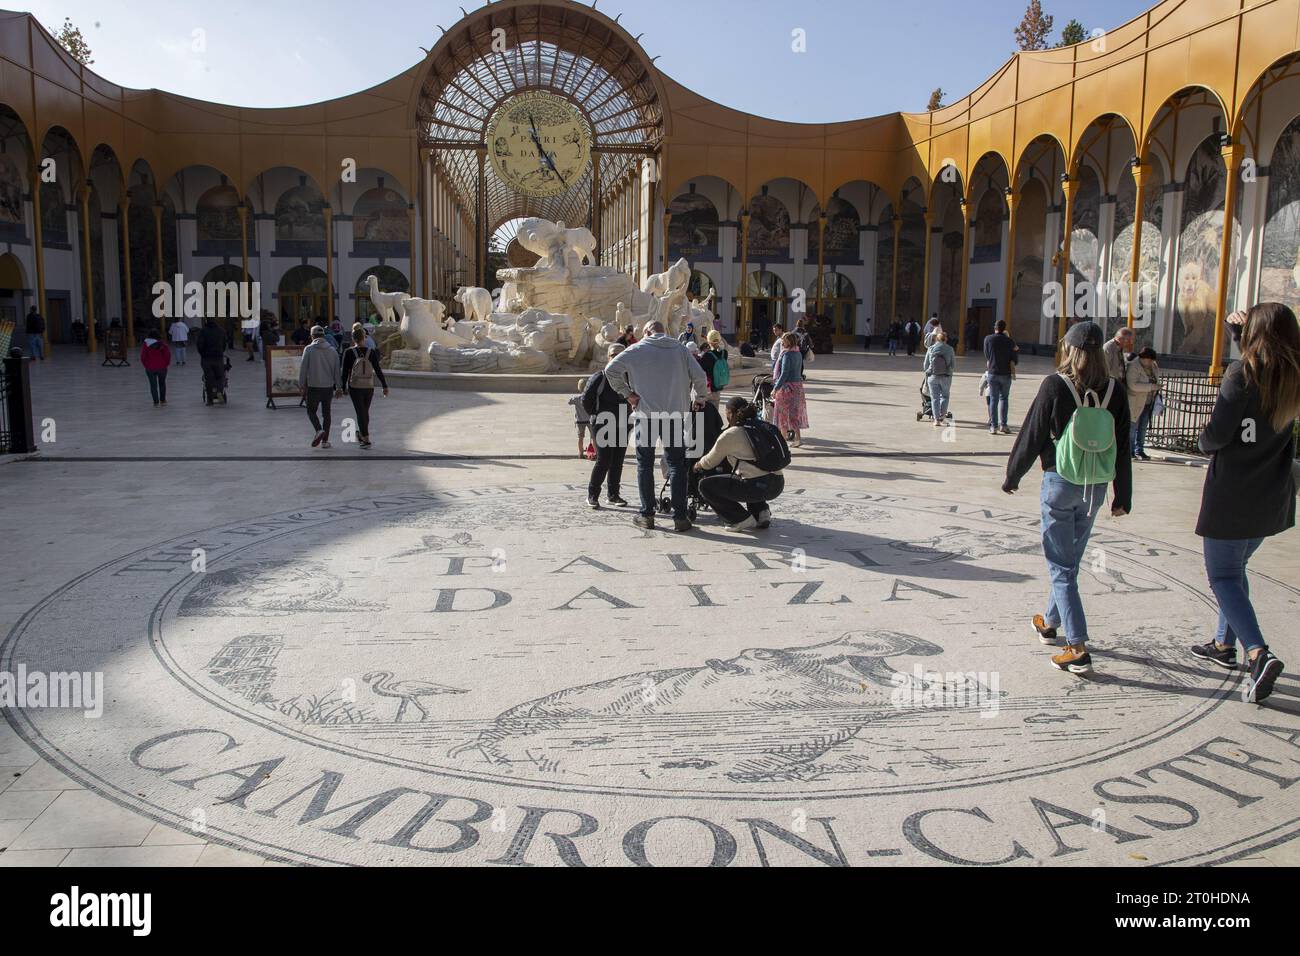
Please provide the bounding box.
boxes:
[673,517,693,533]
[587,496,600,509]
[608,495,629,507]
[1242,650,1284,704]
[1031,614,1059,645]
[754,507,772,530]
[1190,641,1237,670]
[633,514,655,531]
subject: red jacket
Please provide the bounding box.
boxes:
[140,339,171,372]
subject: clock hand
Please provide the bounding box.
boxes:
[528,126,568,187]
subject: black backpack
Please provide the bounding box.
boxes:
[739,419,791,473]
[580,371,607,417]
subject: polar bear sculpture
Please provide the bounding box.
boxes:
[399,297,449,351]
[455,286,494,326]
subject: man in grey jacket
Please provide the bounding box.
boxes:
[298,326,342,448]
[1103,326,1134,380]
[604,320,709,531]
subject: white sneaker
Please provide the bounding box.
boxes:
[727,516,759,532]
[319,440,331,449]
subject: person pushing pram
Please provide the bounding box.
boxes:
[656,399,725,523]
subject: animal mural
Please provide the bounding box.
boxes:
[178,560,382,616]
[363,672,467,722]
[455,631,1000,784]
[889,526,1167,594]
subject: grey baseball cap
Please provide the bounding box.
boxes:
[1062,321,1103,349]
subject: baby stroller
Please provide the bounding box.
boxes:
[203,357,231,406]
[915,376,951,423]
[752,374,776,424]
[657,401,725,523]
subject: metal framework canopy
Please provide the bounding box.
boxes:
[417,1,664,233]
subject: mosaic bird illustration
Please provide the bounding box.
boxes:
[363,671,468,723]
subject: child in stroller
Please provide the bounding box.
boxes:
[656,400,725,523]
[751,374,775,424]
[916,375,952,423]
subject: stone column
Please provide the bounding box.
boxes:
[30,161,48,350]
[888,216,902,322]
[919,210,935,323]
[1126,162,1147,331]
[956,200,973,354]
[814,214,827,317]
[1057,175,1078,352]
[119,196,134,347]
[738,211,751,343]
[79,184,97,351]
[1210,141,1243,378]
[324,205,335,327]
[1002,189,1019,329]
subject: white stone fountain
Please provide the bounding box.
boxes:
[377,217,735,384]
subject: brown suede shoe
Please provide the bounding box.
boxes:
[1051,644,1093,675]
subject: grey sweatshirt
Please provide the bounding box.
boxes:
[604,333,708,416]
[298,339,340,389]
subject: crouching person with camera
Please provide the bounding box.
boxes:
[694,396,791,531]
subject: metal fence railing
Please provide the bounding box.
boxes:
[1144,372,1221,456]
[1144,371,1300,459]
[1,352,36,455]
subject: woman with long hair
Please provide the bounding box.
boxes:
[1190,303,1299,702]
[1004,321,1133,675]
[771,331,809,447]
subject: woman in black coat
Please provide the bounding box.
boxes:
[1189,303,1299,703]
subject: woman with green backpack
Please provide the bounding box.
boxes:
[1003,321,1133,675]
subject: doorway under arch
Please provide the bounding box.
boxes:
[278,265,333,330]
[0,251,25,333]
[738,270,787,346]
[818,272,857,344]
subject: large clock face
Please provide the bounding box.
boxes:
[487,91,591,198]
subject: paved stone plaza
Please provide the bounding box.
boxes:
[2,349,1298,867]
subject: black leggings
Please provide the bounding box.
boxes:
[349,388,375,438]
[588,443,627,499]
[698,473,785,524]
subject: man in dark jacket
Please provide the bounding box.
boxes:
[983,319,1019,434]
[583,343,631,509]
[25,306,45,360]
[904,319,921,356]
[196,318,228,404]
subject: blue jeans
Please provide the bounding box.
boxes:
[927,375,951,420]
[1203,536,1267,653]
[1130,404,1152,456]
[987,373,1011,428]
[1040,471,1107,645]
[888,338,898,355]
[634,418,688,520]
[27,333,44,359]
